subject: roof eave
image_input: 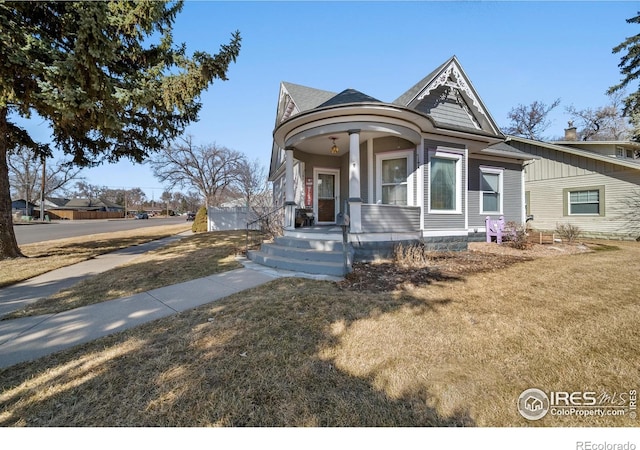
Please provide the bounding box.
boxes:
[506,135,640,170]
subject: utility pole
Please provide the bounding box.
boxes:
[39,157,46,221]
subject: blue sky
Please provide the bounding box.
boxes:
[24,1,640,199]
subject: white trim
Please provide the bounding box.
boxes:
[417,141,425,231]
[427,150,463,215]
[313,167,340,224]
[422,229,469,237]
[464,149,469,230]
[479,165,504,215]
[375,150,414,206]
[521,167,526,223]
[367,138,374,204]
[567,189,601,216]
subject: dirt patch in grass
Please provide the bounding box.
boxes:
[340,242,593,293]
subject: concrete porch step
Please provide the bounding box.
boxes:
[274,236,346,251]
[247,250,348,277]
[260,243,345,263]
[247,234,354,277]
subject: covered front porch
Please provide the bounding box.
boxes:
[273,100,431,242]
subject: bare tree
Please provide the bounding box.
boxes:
[150,136,246,207]
[504,98,561,140]
[68,181,102,199]
[8,146,83,203]
[614,189,640,240]
[565,91,633,141]
[235,158,269,208]
[124,188,147,213]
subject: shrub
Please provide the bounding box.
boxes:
[504,221,531,250]
[192,206,208,233]
[393,242,431,268]
[555,223,581,243]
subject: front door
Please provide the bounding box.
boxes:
[314,169,340,224]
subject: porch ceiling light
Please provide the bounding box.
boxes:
[330,137,339,154]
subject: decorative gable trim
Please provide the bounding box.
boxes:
[414,62,487,120]
[281,94,297,123]
[396,57,502,137]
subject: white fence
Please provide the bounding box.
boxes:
[207,207,269,231]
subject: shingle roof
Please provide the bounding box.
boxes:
[316,88,382,108]
[479,142,539,160]
[281,82,336,113]
[393,56,455,106]
[506,135,640,170]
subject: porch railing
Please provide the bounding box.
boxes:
[245,205,285,254]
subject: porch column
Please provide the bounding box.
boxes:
[417,140,425,231]
[284,148,296,230]
[348,129,362,233]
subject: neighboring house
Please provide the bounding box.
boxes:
[47,197,125,220]
[507,127,640,240]
[38,197,71,209]
[249,56,537,275]
[61,198,125,212]
[11,199,38,216]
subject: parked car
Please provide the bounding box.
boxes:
[186,212,196,221]
[135,213,149,219]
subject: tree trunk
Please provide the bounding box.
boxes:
[0,108,24,259]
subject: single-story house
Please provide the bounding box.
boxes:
[60,198,125,212]
[248,56,537,275]
[507,128,640,240]
[39,197,71,209]
[46,197,125,220]
[11,199,38,217]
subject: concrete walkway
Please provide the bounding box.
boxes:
[0,236,340,369]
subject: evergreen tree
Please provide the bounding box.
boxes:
[0,1,241,258]
[609,12,640,140]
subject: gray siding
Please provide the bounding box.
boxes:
[414,86,479,130]
[468,158,523,227]
[361,204,420,232]
[423,140,467,230]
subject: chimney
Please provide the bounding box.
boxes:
[564,120,577,141]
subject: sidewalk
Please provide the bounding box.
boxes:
[0,237,340,370]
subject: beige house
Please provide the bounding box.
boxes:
[507,130,640,240]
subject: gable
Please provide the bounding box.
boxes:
[415,84,480,130]
[394,56,502,137]
[276,82,336,125]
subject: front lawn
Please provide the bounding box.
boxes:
[0,240,637,426]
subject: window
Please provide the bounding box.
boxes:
[480,167,503,214]
[429,152,462,213]
[376,151,413,205]
[381,157,408,205]
[569,190,599,214]
[563,186,605,216]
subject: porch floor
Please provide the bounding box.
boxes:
[285,225,344,241]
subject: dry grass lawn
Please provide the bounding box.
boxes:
[0,240,638,427]
[3,231,246,319]
[0,223,191,288]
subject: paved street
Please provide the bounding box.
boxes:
[13,216,188,245]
